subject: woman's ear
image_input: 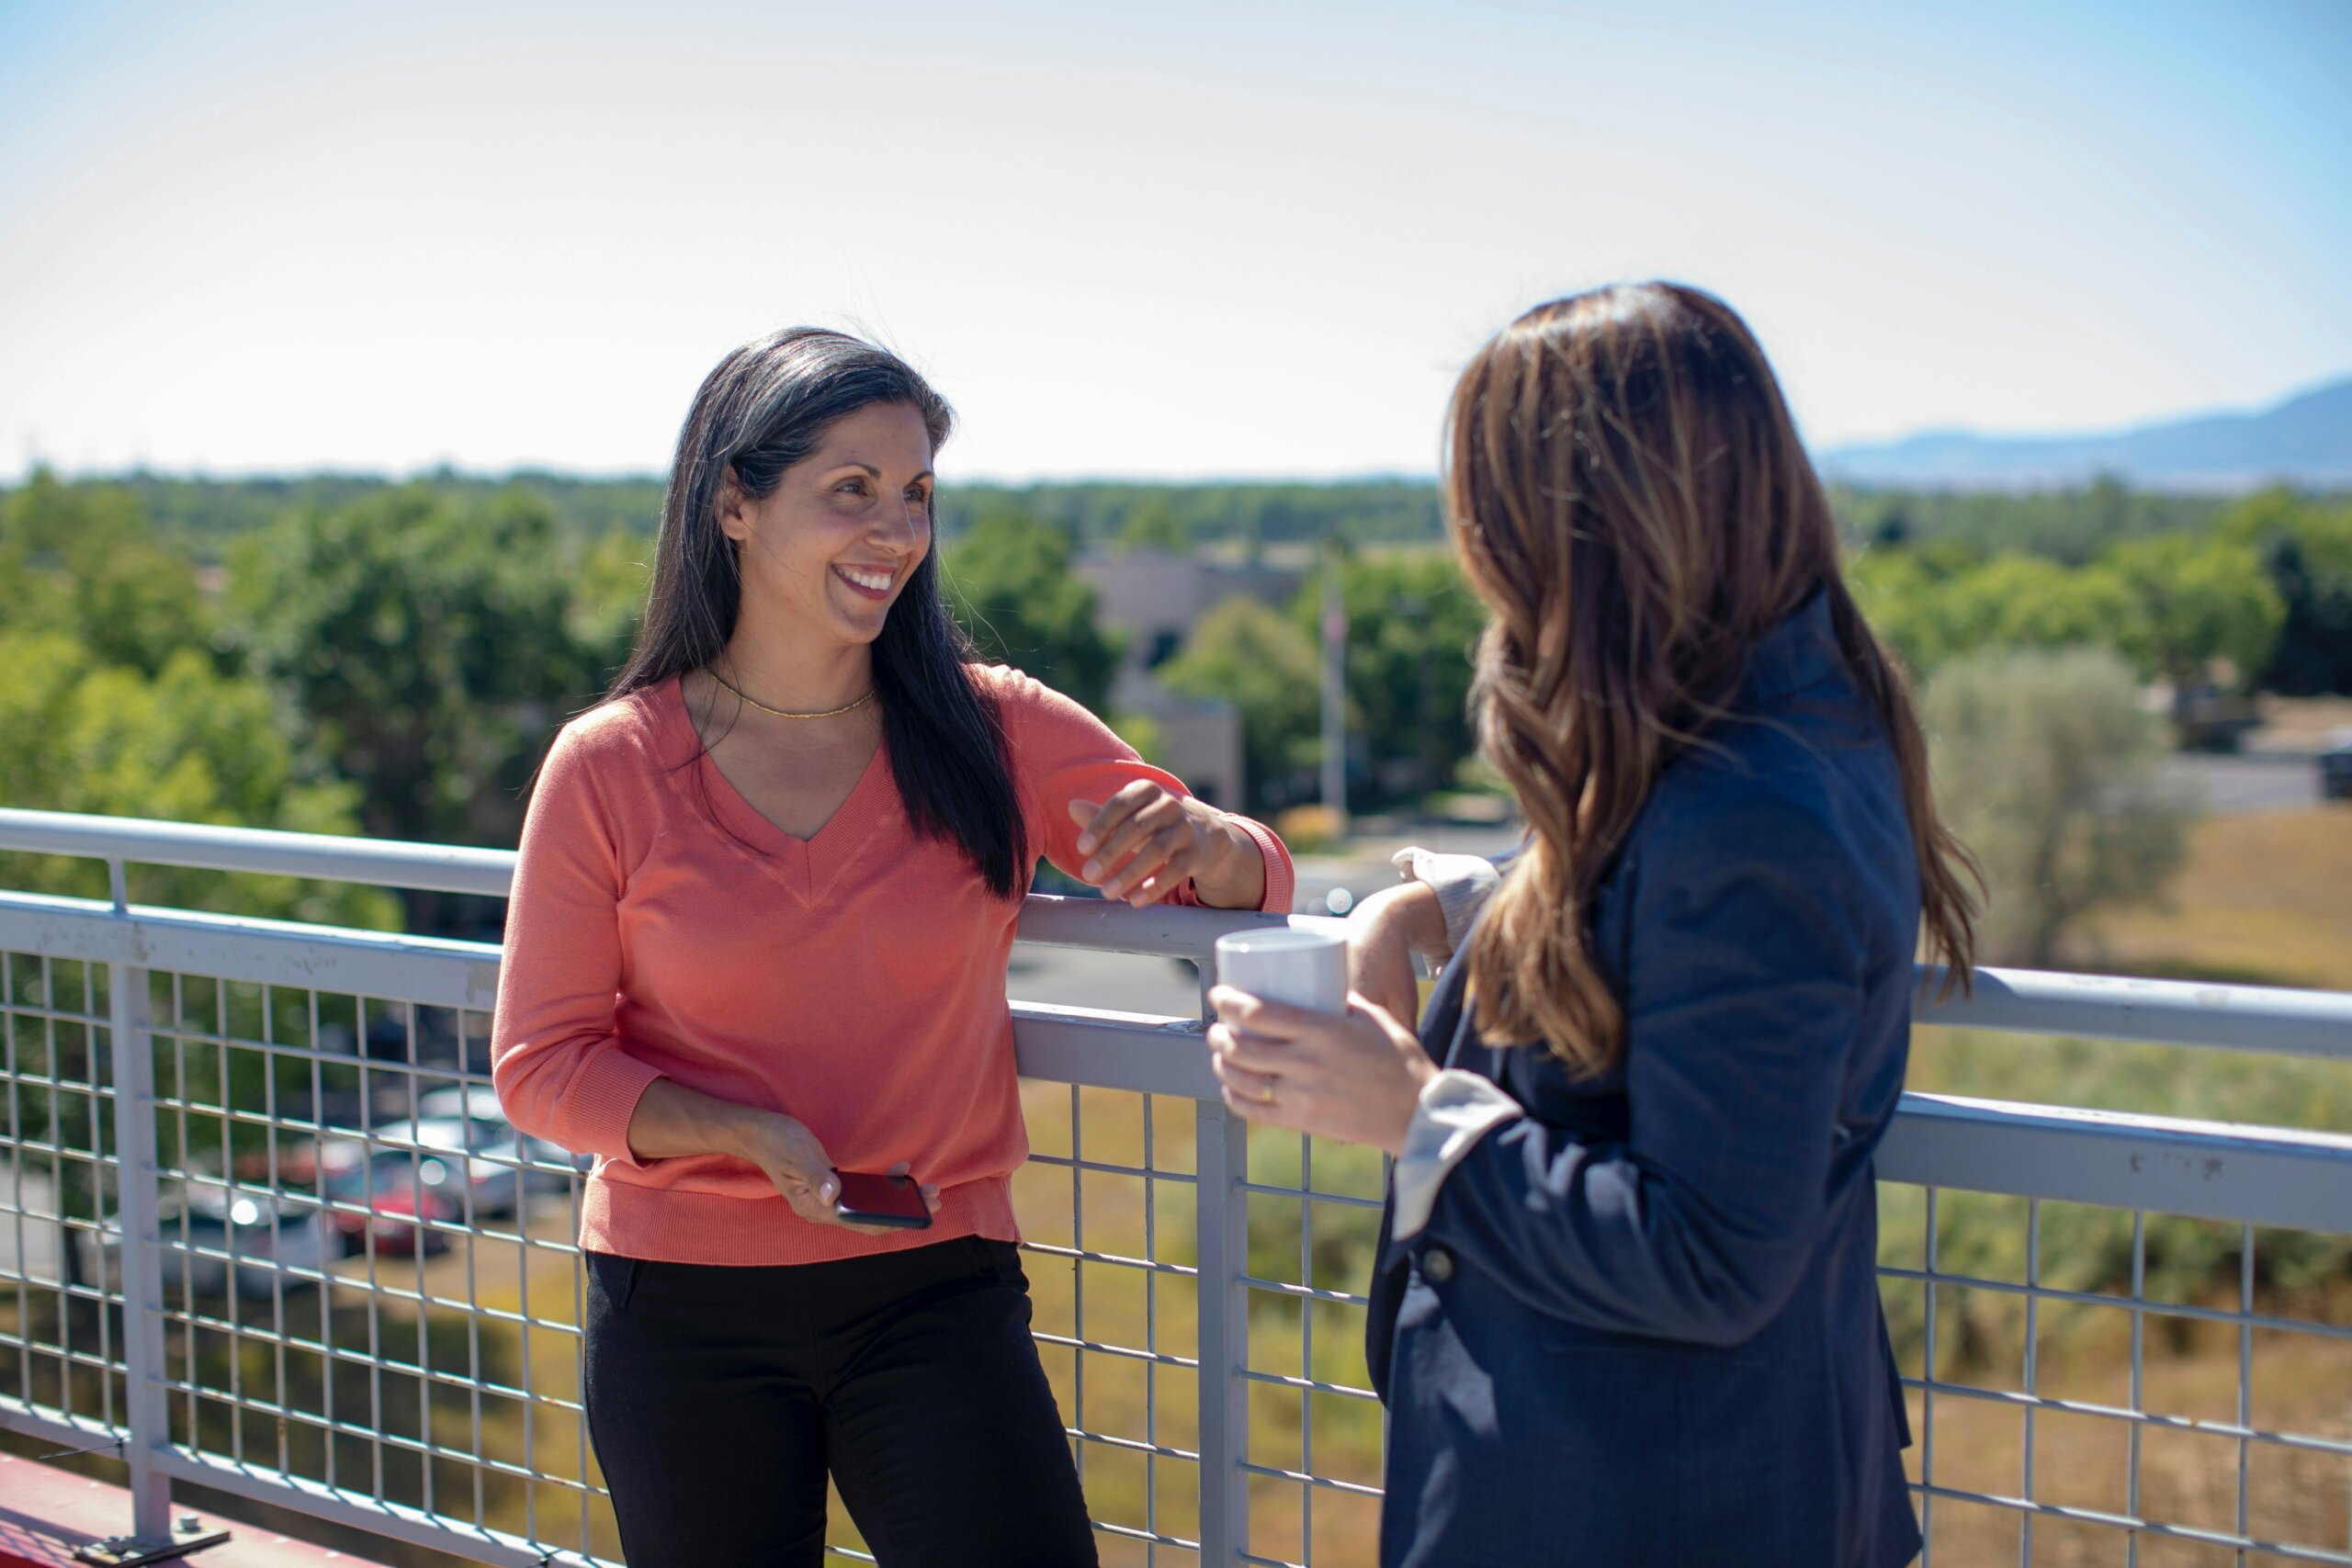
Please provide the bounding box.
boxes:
[716,470,753,544]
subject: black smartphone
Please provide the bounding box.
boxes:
[831,1169,932,1229]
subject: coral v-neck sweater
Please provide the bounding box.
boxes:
[491,665,1293,1266]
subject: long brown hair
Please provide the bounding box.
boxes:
[610,328,1029,897]
[1448,283,1977,1075]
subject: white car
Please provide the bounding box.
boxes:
[414,1084,507,1124]
[363,1117,532,1218]
[86,1185,332,1300]
[412,1087,593,1192]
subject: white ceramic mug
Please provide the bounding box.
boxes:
[1213,927,1349,1013]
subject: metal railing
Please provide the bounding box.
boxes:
[2,807,2349,1565]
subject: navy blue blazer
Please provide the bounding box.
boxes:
[1364,592,1923,1568]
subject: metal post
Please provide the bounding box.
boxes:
[105,861,172,1538]
[1193,1098,1250,1565]
[1318,542,1348,831]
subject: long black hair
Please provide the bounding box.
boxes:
[608,327,1028,897]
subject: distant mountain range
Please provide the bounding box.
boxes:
[1819,378,2352,492]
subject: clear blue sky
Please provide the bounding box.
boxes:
[1,0,2345,481]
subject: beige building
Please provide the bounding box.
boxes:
[1075,548,1306,810]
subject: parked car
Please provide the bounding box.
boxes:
[2169,682,2262,752]
[235,1134,368,1190]
[414,1084,506,1123]
[85,1185,331,1300]
[2322,729,2352,801]
[317,1145,462,1258]
[409,1089,592,1195]
[365,1117,540,1217]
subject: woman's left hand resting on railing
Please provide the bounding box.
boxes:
[1069,781,1267,909]
[1205,987,1437,1154]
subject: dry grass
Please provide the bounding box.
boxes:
[2085,807,2352,990]
[1909,1309,2352,1565]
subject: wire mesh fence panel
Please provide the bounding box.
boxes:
[0,945,130,1462]
[1884,1183,2352,1567]
[1234,1125,1389,1568]
[5,849,2351,1568]
[111,959,622,1565]
[1002,1080,1209,1567]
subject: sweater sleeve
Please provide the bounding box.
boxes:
[490,721,666,1167]
[994,667,1294,914]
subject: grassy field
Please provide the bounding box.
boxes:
[2086,807,2352,991]
[1884,803,2352,1564]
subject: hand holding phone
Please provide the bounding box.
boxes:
[831,1168,933,1230]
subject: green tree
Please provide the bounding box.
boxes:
[0,629,393,927]
[1114,500,1193,554]
[942,510,1122,713]
[565,526,653,692]
[1160,596,1321,814]
[1849,547,2143,679]
[1922,647,2192,967]
[2,468,210,676]
[2220,488,2352,694]
[2104,534,2284,689]
[1299,549,1486,804]
[226,486,587,849]
[1847,548,1952,674]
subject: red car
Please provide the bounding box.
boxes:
[262,1139,460,1258]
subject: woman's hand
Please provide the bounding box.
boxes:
[626,1081,940,1235]
[739,1114,942,1235]
[1206,987,1438,1156]
[1344,881,1447,1027]
[1069,784,1265,909]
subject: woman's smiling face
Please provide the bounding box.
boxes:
[721,400,936,649]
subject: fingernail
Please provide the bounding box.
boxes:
[820,1180,837,1201]
[1082,859,1101,879]
[1077,835,1096,853]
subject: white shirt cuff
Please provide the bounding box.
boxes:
[1391,847,1504,956]
[1391,1069,1523,1241]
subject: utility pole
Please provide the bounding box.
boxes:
[1318,540,1348,832]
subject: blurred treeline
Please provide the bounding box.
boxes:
[1848,481,2352,694]
[2,466,2347,943]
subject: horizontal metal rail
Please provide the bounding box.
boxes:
[0,807,516,898]
[6,808,2347,1054]
[1917,962,2352,1060]
[7,888,2349,1236]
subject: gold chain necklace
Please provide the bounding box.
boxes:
[707,670,877,720]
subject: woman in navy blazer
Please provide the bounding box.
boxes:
[1207,283,1981,1567]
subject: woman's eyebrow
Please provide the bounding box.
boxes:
[820,461,933,482]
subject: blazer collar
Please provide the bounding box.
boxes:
[1736,588,1843,707]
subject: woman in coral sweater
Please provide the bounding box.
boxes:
[491,329,1292,1568]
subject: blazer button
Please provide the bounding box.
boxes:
[1421,1246,1454,1283]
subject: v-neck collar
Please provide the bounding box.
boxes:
[654,675,898,903]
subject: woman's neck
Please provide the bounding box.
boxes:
[713,619,875,715]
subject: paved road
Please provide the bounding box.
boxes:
[2159,750,2324,814]
[1007,942,1204,1017]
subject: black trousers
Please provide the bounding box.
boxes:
[583,1235,1098,1568]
